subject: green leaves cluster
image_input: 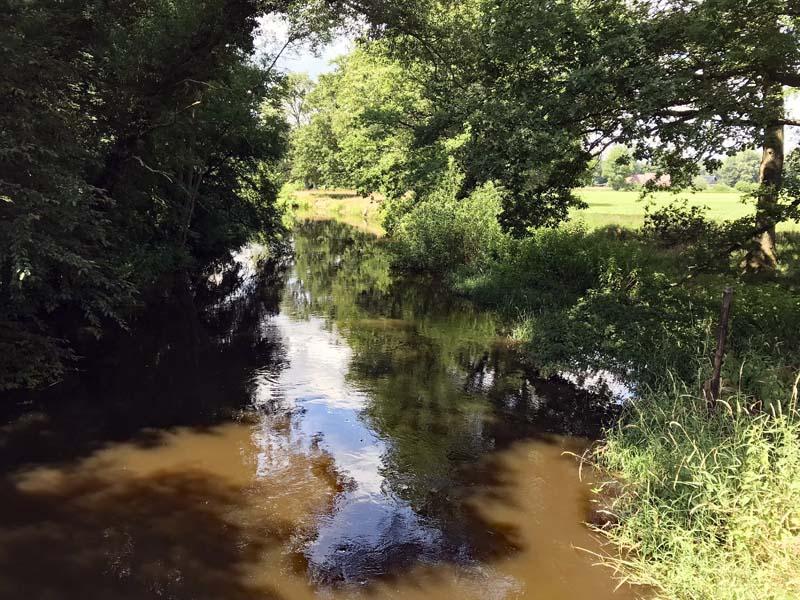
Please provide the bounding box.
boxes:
[718,150,762,188]
[391,181,507,275]
[289,46,443,199]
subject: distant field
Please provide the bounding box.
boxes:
[287,187,800,233]
[573,187,800,231]
[288,189,385,235]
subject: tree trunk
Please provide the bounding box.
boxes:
[743,93,784,272]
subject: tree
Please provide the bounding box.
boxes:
[289,46,438,196]
[285,72,315,127]
[0,0,365,389]
[628,0,800,270]
[350,0,799,263]
[718,150,762,187]
[603,146,636,191]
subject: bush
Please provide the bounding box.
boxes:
[710,182,735,193]
[735,180,759,194]
[460,224,637,305]
[392,182,508,274]
[692,175,710,190]
[643,201,715,247]
[595,382,800,599]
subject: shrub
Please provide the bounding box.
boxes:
[710,182,735,193]
[392,182,508,275]
[735,180,759,194]
[643,201,716,247]
[461,224,637,306]
[692,175,710,190]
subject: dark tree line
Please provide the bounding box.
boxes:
[0,0,361,389]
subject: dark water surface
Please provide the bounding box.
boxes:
[0,221,636,599]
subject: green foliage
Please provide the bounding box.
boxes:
[284,72,315,127]
[735,180,760,194]
[711,182,735,193]
[691,175,710,191]
[458,226,717,383]
[392,181,507,275]
[454,219,800,393]
[0,0,340,389]
[1,0,135,388]
[288,46,443,198]
[603,146,636,191]
[340,0,800,240]
[644,201,716,248]
[595,384,800,599]
[719,150,761,187]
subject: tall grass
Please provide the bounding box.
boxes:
[593,377,800,599]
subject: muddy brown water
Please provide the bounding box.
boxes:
[0,221,639,599]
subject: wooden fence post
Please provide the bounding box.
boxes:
[707,286,735,407]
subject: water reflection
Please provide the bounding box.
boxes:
[0,220,637,599]
[251,221,628,589]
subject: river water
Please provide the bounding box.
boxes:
[0,221,637,599]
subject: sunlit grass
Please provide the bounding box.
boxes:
[573,187,800,232]
[284,188,385,236]
[593,379,800,599]
[284,186,800,234]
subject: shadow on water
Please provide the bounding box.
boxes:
[0,246,301,597]
[0,473,286,599]
[0,220,636,599]
[0,245,289,471]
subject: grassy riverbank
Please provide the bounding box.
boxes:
[281,185,385,235]
[595,383,800,599]
[283,186,800,600]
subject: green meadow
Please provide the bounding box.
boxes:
[573,187,800,231]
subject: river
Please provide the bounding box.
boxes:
[0,220,637,599]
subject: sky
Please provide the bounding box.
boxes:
[278,36,353,79]
[255,15,354,79]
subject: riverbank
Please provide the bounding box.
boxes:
[280,185,386,236]
[283,186,800,599]
[280,185,800,234]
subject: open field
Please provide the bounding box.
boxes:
[574,187,800,231]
